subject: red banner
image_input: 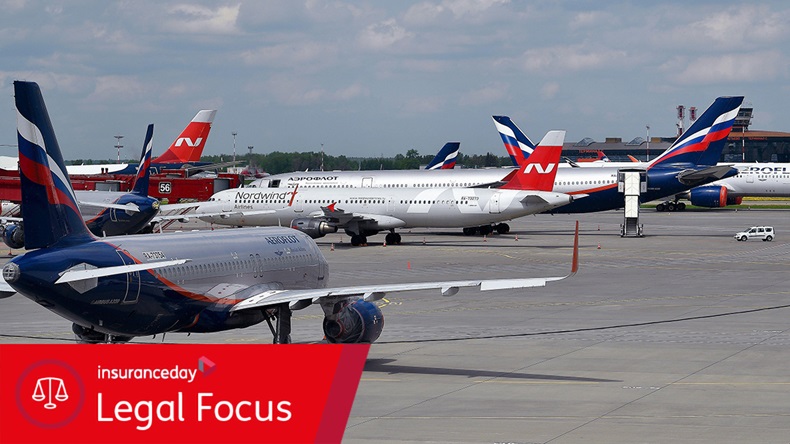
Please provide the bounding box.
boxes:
[0,344,369,443]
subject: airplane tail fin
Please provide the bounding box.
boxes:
[500,130,565,191]
[492,115,536,167]
[131,124,154,196]
[647,96,743,169]
[14,80,93,249]
[152,109,216,163]
[425,142,460,170]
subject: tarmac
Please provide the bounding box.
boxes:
[2,207,790,443]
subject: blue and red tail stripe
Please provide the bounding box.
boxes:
[492,116,535,167]
[648,97,742,169]
[132,124,154,195]
[425,142,460,170]
[15,81,93,249]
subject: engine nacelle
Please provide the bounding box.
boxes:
[322,300,384,343]
[290,218,338,239]
[689,186,741,208]
[2,223,24,249]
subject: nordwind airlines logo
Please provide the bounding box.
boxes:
[174,137,203,147]
[523,163,555,174]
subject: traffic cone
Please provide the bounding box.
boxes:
[515,234,518,241]
[483,235,487,242]
[330,243,335,251]
[597,242,601,249]
[407,261,411,270]
[383,240,387,247]
[422,237,426,245]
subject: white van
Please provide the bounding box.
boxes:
[734,226,775,241]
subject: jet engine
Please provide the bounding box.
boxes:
[322,299,384,343]
[689,186,742,208]
[2,223,24,249]
[290,218,338,239]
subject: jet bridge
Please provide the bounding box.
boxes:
[618,169,646,237]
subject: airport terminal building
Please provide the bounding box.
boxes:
[565,107,790,163]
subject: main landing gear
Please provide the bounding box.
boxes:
[655,201,686,212]
[462,223,510,236]
[264,304,292,344]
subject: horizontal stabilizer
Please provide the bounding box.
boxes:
[677,165,737,186]
[55,259,190,284]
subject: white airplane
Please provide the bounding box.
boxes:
[198,131,576,245]
[238,96,742,217]
[1,80,579,346]
[675,163,790,209]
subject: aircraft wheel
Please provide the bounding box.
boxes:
[666,202,676,211]
[385,233,399,245]
[350,234,364,246]
[479,225,493,235]
[463,227,477,236]
[656,203,666,212]
[677,202,686,211]
[496,223,510,234]
[394,233,401,244]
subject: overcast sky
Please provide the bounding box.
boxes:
[1,1,789,161]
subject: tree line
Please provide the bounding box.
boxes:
[200,150,513,175]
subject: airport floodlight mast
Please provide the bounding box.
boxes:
[646,125,650,161]
[232,131,237,165]
[321,143,324,172]
[248,145,253,167]
[114,135,123,162]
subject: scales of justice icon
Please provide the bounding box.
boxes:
[32,377,69,409]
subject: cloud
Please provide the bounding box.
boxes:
[164,4,240,34]
[540,82,560,99]
[459,82,508,106]
[522,44,627,74]
[401,96,444,113]
[666,50,788,84]
[264,76,368,105]
[85,76,147,104]
[404,0,510,25]
[238,42,339,71]
[357,19,413,50]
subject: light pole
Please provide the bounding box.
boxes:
[247,146,253,168]
[320,143,324,172]
[232,132,237,165]
[114,135,123,162]
[645,125,650,161]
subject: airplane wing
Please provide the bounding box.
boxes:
[677,165,737,186]
[156,202,276,223]
[317,205,405,230]
[79,201,141,213]
[0,274,15,297]
[232,222,579,312]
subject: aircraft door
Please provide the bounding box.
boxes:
[362,177,373,188]
[115,250,141,304]
[387,197,394,214]
[489,192,501,214]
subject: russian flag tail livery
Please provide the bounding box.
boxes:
[492,115,536,167]
[648,96,743,170]
[425,142,460,170]
[501,130,565,192]
[131,124,154,196]
[152,109,216,163]
[14,81,93,249]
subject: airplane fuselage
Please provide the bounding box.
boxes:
[199,184,574,228]
[4,228,327,337]
[709,163,790,197]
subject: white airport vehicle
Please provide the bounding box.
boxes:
[734,226,774,241]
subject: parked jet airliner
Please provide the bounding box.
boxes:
[0,80,578,345]
[233,96,742,219]
[198,131,573,245]
[1,124,159,248]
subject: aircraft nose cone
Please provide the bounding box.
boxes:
[3,262,20,283]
